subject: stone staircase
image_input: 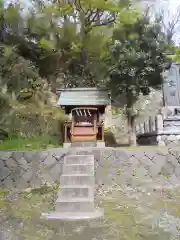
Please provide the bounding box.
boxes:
[42,152,103,220]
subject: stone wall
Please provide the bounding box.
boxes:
[1,147,180,189]
[0,149,68,189]
[94,147,180,189]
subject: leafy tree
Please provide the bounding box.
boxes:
[0,1,66,140]
[108,14,168,145]
[3,0,135,89]
[23,0,120,88]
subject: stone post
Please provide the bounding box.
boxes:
[139,123,144,134]
[156,114,165,146]
[31,152,40,188]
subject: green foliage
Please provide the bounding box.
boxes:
[0,0,171,146]
[112,107,121,115]
[10,0,135,88]
[108,15,168,104]
[106,14,169,145]
[171,46,180,62]
[3,3,21,27]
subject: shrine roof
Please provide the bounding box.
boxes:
[56,88,110,106]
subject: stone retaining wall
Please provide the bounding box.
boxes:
[0,149,68,189]
[94,147,180,189]
[1,147,180,189]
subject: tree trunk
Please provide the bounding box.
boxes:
[127,113,137,146]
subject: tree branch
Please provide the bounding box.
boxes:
[92,14,116,28]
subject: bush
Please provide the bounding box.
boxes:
[0,86,67,144]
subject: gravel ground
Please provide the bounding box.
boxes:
[0,184,180,240]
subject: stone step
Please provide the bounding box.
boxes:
[63,164,94,174]
[58,185,94,199]
[60,174,94,185]
[56,198,94,212]
[64,155,94,165]
[71,142,97,148]
[42,209,104,220]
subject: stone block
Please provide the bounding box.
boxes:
[60,174,94,185]
[95,166,115,185]
[31,177,42,187]
[0,160,5,169]
[20,168,33,182]
[128,156,140,166]
[5,157,18,169]
[167,174,180,186]
[12,152,24,161]
[47,148,68,156]
[169,149,180,163]
[0,167,10,180]
[118,149,134,158]
[63,164,94,175]
[97,157,112,168]
[156,148,169,156]
[37,168,54,184]
[91,149,101,160]
[16,179,29,189]
[64,155,94,165]
[0,180,4,187]
[148,155,166,177]
[138,155,154,167]
[49,164,62,182]
[69,149,93,156]
[166,153,179,167]
[161,161,175,176]
[135,166,149,178]
[175,166,180,178]
[58,186,94,199]
[0,151,12,160]
[11,167,21,182]
[71,142,97,147]
[130,150,147,159]
[3,176,15,189]
[56,198,94,212]
[63,143,71,148]
[144,150,160,160]
[23,152,37,163]
[155,175,171,187]
[42,154,57,167]
[19,157,30,171]
[96,142,105,148]
[38,152,49,162]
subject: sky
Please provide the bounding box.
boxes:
[164,0,180,44]
[139,0,180,44]
[168,0,180,10]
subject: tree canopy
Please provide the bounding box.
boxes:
[0,0,172,145]
[107,14,169,144]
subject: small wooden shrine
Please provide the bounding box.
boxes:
[56,88,110,143]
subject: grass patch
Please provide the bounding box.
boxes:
[0,185,180,239]
[112,107,121,115]
[1,185,59,220]
[0,135,62,151]
[0,189,9,209]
